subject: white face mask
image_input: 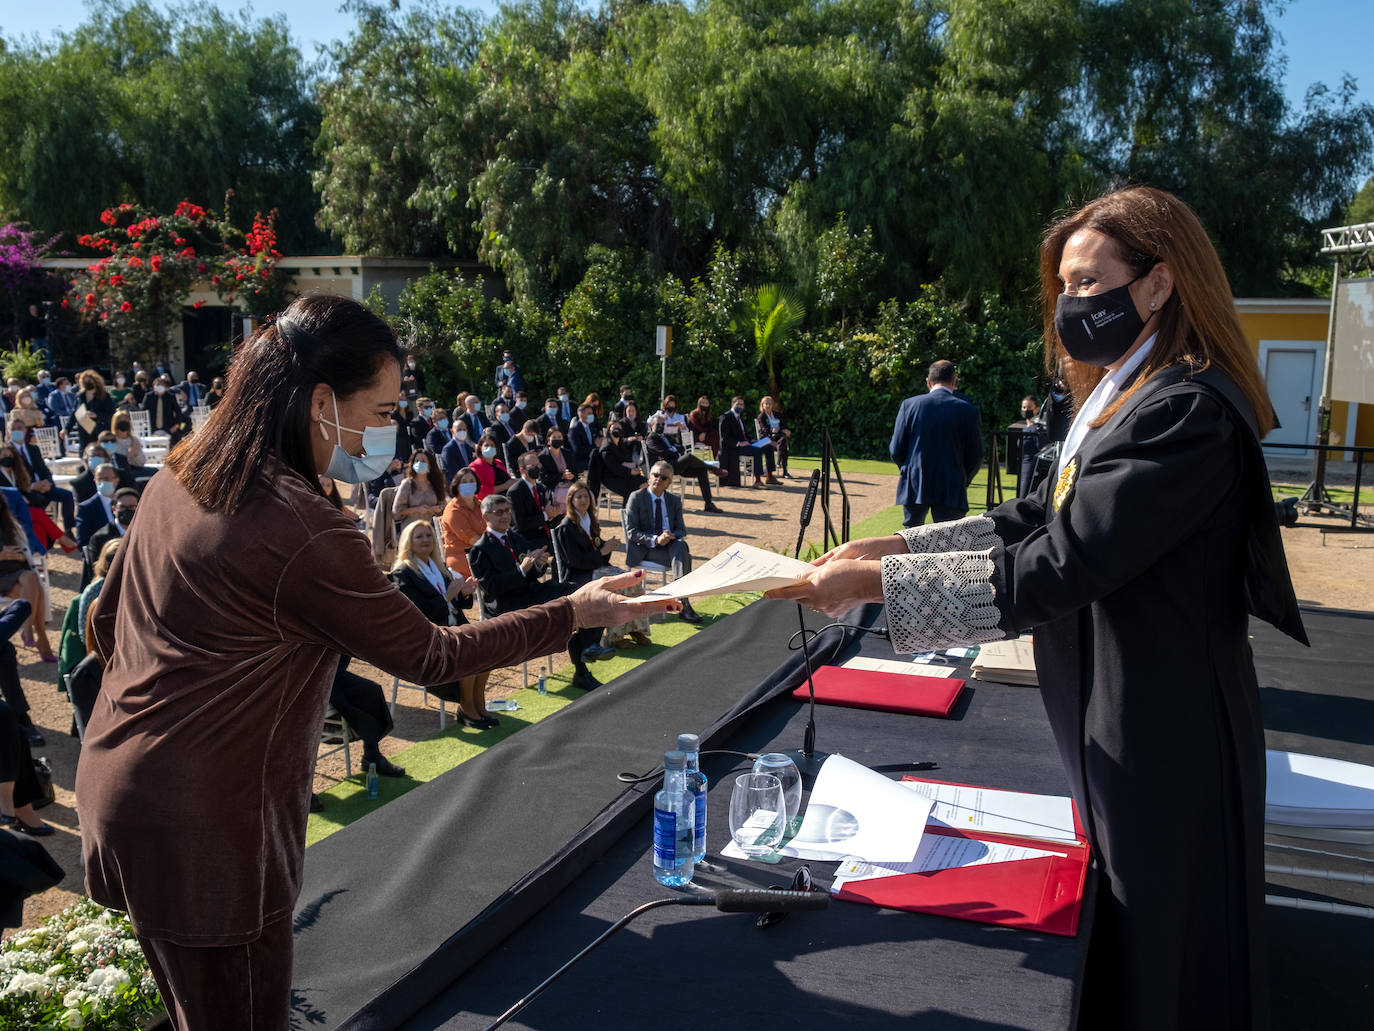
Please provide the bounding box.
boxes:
[154,384,167,395]
[458,482,478,498]
[481,445,497,460]
[319,392,396,484]
[413,461,429,475]
[455,429,468,441]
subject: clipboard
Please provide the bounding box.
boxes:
[832,778,1090,936]
[791,664,965,718]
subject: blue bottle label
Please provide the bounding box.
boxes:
[653,808,676,865]
[693,790,706,851]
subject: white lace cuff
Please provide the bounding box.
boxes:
[880,550,1005,654]
[897,515,999,555]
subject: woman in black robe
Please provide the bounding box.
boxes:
[770,185,1306,1031]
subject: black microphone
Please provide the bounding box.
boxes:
[483,889,828,1029]
[785,602,830,788]
[793,468,822,559]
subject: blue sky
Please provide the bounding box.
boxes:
[2,0,1370,114]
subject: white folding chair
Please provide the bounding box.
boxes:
[32,427,60,460]
[317,705,355,777]
[391,676,451,729]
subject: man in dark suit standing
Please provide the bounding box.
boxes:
[624,462,701,623]
[889,359,983,527]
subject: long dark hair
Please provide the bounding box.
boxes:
[165,295,403,513]
[407,448,447,500]
[1040,186,1274,434]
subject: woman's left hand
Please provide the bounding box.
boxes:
[764,559,885,618]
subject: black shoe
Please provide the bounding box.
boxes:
[679,604,703,625]
[571,671,602,691]
[23,725,44,747]
[704,503,723,513]
[458,712,498,730]
[13,819,54,837]
[309,794,324,813]
[366,756,407,778]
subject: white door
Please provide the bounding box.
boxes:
[1262,346,1317,452]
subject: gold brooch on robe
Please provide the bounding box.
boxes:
[1053,456,1078,512]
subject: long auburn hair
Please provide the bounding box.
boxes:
[1040,186,1273,434]
[563,480,601,539]
[165,295,403,513]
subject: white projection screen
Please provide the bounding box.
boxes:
[1331,276,1374,405]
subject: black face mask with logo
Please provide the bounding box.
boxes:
[1053,274,1155,367]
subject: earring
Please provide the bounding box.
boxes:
[1149,300,1157,310]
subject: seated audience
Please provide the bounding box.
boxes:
[489,402,513,447]
[69,445,117,504]
[11,389,44,431]
[719,395,776,487]
[468,431,513,500]
[593,420,647,502]
[504,420,541,472]
[619,401,647,440]
[0,670,55,833]
[205,377,226,408]
[551,482,649,652]
[567,404,600,474]
[1,428,76,545]
[624,462,701,623]
[107,412,154,481]
[424,408,451,455]
[611,385,636,421]
[536,427,577,510]
[469,493,605,692]
[76,463,122,549]
[756,395,792,479]
[0,505,53,668]
[440,417,476,483]
[646,415,722,513]
[440,467,486,579]
[330,657,409,777]
[81,488,137,589]
[61,538,120,680]
[144,375,189,442]
[686,396,719,457]
[536,397,566,439]
[392,449,447,534]
[458,393,488,440]
[390,520,488,725]
[651,395,687,438]
[508,453,560,547]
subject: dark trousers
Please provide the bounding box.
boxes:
[673,455,715,504]
[640,540,692,579]
[38,486,75,533]
[0,601,32,726]
[330,659,394,761]
[137,912,294,1031]
[724,443,775,485]
[902,503,965,528]
[0,700,41,808]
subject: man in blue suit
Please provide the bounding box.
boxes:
[889,360,983,527]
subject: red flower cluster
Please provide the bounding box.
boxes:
[149,255,163,272]
[125,217,159,240]
[173,201,208,221]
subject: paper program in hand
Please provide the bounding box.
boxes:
[625,541,813,603]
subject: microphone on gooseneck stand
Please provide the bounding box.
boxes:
[482,888,828,1030]
[786,468,830,786]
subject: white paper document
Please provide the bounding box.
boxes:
[830,835,1067,890]
[722,753,934,863]
[626,541,812,602]
[839,655,958,679]
[901,780,1079,844]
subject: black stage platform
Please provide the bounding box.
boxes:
[290,602,1373,1031]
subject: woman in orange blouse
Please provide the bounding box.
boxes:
[441,467,487,579]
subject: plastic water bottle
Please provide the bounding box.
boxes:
[653,750,695,886]
[537,673,547,696]
[366,762,379,800]
[678,733,708,864]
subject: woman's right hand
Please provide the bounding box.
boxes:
[569,569,679,627]
[0,546,22,562]
[810,534,908,567]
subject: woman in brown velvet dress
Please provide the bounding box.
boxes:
[75,295,676,1031]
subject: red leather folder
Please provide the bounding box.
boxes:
[833,779,1091,937]
[791,664,965,718]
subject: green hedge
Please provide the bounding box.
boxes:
[396,261,1043,460]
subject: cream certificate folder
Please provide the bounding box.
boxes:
[626,541,812,603]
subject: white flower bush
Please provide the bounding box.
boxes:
[0,898,162,1028]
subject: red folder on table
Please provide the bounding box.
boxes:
[791,664,965,717]
[833,778,1091,937]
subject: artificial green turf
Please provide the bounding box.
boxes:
[304,591,760,847]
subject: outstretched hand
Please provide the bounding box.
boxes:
[764,559,885,618]
[569,569,681,628]
[810,533,907,567]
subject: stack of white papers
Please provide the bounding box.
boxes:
[1266,750,1374,829]
[969,635,1038,686]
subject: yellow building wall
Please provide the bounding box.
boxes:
[1235,306,1372,449]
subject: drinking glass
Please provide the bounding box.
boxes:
[729,773,786,857]
[751,753,802,834]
